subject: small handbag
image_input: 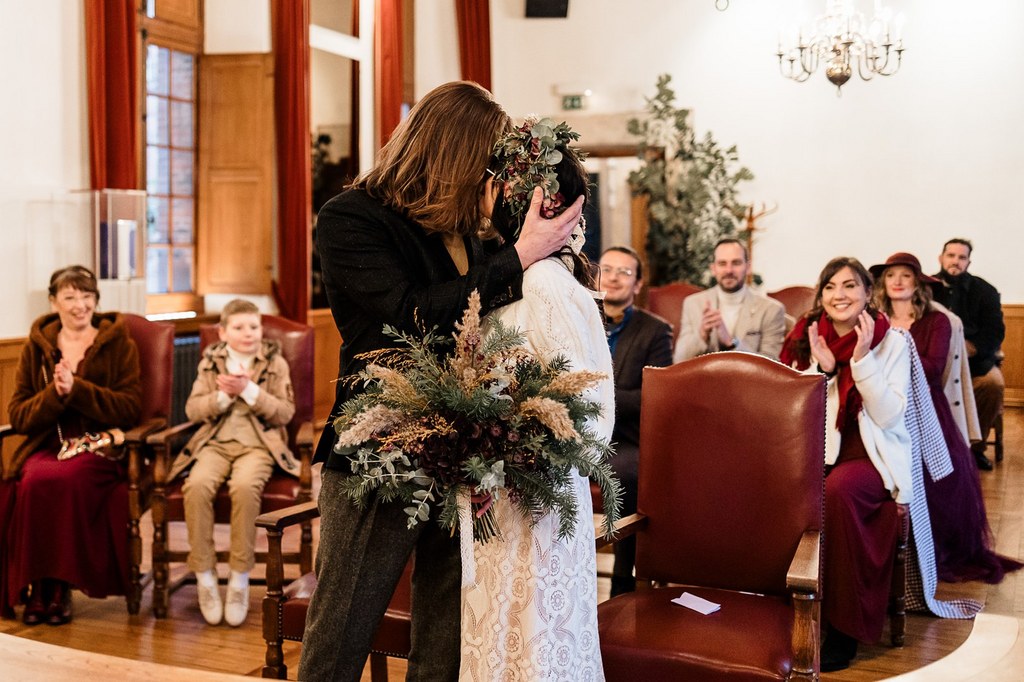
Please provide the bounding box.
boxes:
[57,429,126,461]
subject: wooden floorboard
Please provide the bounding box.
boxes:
[2,410,1023,680]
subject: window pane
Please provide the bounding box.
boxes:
[146,45,169,96]
[172,247,193,293]
[171,150,194,196]
[171,51,195,100]
[147,95,169,146]
[171,198,194,243]
[147,146,170,195]
[147,247,169,294]
[147,197,170,244]
[170,100,193,149]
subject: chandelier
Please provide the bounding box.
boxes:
[776,0,905,94]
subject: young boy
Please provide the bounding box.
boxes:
[170,299,299,626]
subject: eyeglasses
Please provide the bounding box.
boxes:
[600,266,635,278]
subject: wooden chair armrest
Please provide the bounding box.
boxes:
[296,420,314,447]
[256,500,321,532]
[786,529,821,594]
[123,417,168,444]
[595,512,648,551]
[146,420,202,446]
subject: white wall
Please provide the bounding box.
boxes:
[418,0,1024,301]
[3,0,1021,339]
[205,0,270,53]
[0,0,90,338]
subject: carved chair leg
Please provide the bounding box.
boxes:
[127,491,142,615]
[262,528,287,678]
[790,592,820,680]
[889,509,909,647]
[300,519,314,575]
[151,490,170,618]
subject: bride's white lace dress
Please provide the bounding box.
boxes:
[459,258,615,682]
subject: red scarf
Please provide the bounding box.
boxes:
[781,312,889,428]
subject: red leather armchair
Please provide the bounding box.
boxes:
[644,282,703,345]
[768,286,817,332]
[598,354,826,681]
[147,314,315,617]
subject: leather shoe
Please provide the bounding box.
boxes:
[223,583,249,627]
[820,628,858,672]
[22,581,48,626]
[197,581,223,625]
[973,450,994,471]
[45,581,72,626]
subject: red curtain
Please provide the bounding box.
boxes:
[84,0,138,189]
[271,0,312,323]
[376,0,403,146]
[455,0,492,91]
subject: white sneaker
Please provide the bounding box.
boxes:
[197,582,223,625]
[223,583,249,627]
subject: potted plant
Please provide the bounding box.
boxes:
[627,74,754,286]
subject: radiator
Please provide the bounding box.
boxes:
[171,335,201,425]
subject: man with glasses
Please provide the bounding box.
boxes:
[598,246,673,596]
[673,238,786,362]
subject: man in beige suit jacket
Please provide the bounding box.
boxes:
[673,239,787,362]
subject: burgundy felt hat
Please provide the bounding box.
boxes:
[868,252,940,284]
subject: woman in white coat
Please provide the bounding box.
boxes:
[780,257,912,673]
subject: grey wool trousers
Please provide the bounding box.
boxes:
[297,468,462,681]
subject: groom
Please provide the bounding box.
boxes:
[300,81,582,681]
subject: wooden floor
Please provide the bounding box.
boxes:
[2,410,1023,680]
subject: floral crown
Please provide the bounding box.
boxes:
[492,117,586,222]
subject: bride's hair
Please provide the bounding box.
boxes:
[490,120,595,289]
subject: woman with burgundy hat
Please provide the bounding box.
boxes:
[871,252,1022,584]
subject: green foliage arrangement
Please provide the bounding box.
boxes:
[627,74,754,286]
[332,291,622,543]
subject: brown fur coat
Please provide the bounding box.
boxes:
[4,312,141,479]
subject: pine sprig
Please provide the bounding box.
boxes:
[330,291,622,542]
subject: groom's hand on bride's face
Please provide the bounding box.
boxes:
[514,187,585,270]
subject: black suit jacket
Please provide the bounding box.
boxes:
[931,271,1005,376]
[315,188,524,465]
[610,307,674,451]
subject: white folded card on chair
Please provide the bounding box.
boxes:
[672,592,721,615]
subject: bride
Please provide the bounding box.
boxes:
[459,119,615,681]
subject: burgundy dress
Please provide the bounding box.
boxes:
[823,416,899,643]
[2,438,131,602]
[910,310,1021,583]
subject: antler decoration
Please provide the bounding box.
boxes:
[744,202,778,284]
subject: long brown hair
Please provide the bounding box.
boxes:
[786,257,876,365]
[353,81,511,237]
[872,267,933,321]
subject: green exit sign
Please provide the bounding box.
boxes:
[561,95,584,110]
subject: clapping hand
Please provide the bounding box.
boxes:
[851,310,875,362]
[807,321,836,373]
[217,370,251,398]
[700,301,731,346]
[53,358,74,396]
